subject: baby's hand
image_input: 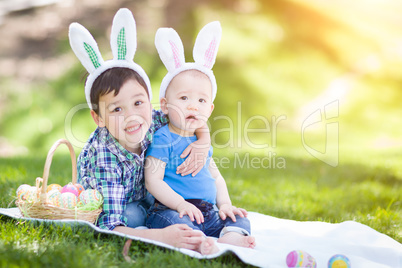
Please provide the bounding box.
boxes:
[176,139,209,176]
[176,201,204,224]
[218,204,248,222]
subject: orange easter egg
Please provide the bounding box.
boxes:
[73,183,85,196]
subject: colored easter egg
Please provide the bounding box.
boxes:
[59,192,77,209]
[61,183,79,197]
[25,187,38,202]
[328,254,351,268]
[286,250,317,268]
[47,190,61,207]
[47,183,62,193]
[16,184,31,201]
[73,183,85,196]
[79,189,103,209]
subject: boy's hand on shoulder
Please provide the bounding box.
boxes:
[177,139,209,177]
[218,204,248,222]
[176,201,204,224]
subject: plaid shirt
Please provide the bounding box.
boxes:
[77,109,168,230]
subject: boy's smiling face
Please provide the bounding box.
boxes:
[91,79,152,153]
[161,70,214,136]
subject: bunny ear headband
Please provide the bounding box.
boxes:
[155,21,222,101]
[69,8,152,109]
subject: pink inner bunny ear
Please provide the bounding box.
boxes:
[169,40,182,69]
[203,37,217,69]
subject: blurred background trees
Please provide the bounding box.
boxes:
[0,0,401,160]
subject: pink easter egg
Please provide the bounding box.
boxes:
[61,183,79,197]
[286,250,317,268]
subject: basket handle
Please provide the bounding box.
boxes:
[40,139,77,196]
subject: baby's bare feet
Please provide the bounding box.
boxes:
[199,237,219,255]
[217,232,256,249]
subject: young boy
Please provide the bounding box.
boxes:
[69,8,209,250]
[145,22,256,255]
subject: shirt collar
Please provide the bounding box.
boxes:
[98,127,145,163]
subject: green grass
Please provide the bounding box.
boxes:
[0,217,248,268]
[0,154,254,267]
[1,1,402,266]
[0,219,252,268]
[0,142,400,267]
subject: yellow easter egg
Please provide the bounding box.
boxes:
[47,184,62,193]
[328,254,351,268]
[332,260,347,268]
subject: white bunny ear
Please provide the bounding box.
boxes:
[193,21,221,69]
[110,8,137,61]
[155,27,185,72]
[69,22,104,73]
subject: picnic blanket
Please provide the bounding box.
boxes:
[0,207,401,268]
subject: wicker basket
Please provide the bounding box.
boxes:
[16,139,102,223]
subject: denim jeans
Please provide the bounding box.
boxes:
[122,193,154,228]
[146,200,251,237]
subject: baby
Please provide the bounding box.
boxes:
[145,22,256,255]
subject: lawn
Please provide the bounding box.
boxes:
[0,154,252,267]
[1,0,402,266]
[0,141,400,267]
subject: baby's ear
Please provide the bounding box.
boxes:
[209,103,215,115]
[160,98,169,115]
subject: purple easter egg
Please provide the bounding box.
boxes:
[286,250,317,268]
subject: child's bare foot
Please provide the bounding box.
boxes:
[199,237,219,255]
[217,232,256,249]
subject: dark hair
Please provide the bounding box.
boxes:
[91,68,148,115]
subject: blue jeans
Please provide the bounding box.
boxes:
[146,200,251,237]
[122,193,154,228]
